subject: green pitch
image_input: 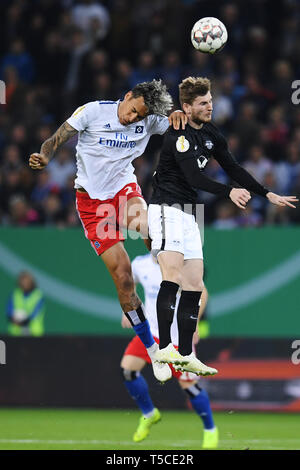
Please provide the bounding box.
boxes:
[0,409,299,450]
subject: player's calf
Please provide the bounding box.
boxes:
[122,368,156,416]
[177,290,202,356]
[156,280,180,349]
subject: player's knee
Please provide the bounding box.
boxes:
[182,279,204,291]
[163,268,182,286]
[121,368,140,381]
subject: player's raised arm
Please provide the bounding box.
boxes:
[213,135,298,209]
[29,122,78,170]
[171,134,249,208]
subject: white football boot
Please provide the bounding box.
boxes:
[151,360,172,383]
[147,343,172,383]
[152,343,189,367]
[174,352,218,376]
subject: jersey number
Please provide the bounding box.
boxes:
[124,186,134,195]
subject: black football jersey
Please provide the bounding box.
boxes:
[150,122,268,206]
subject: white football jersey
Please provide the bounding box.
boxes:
[132,253,179,345]
[67,100,169,200]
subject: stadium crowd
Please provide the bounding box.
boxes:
[0,0,300,228]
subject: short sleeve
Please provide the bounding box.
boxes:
[66,101,98,132]
[149,115,169,135]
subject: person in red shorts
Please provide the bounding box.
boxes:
[29,80,186,382]
[121,253,218,449]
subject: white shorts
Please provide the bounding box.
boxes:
[148,204,203,260]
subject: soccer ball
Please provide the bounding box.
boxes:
[191,17,228,54]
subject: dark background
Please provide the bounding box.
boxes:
[0,336,297,410]
[0,0,300,227]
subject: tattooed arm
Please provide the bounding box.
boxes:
[29,122,78,170]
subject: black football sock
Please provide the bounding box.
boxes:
[177,290,202,356]
[156,280,180,349]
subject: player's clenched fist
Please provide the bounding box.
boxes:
[229,188,251,210]
[29,153,49,170]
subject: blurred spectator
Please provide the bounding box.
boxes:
[242,74,275,116]
[38,31,69,90]
[271,60,294,103]
[227,133,243,162]
[64,203,80,227]
[280,15,300,61]
[275,142,300,194]
[233,102,260,150]
[129,51,158,88]
[6,271,45,336]
[251,170,280,218]
[93,72,113,100]
[8,195,39,226]
[0,39,35,83]
[220,2,243,56]
[64,27,94,109]
[184,50,212,81]
[77,48,109,102]
[211,78,234,127]
[215,54,240,86]
[144,12,167,58]
[265,203,292,226]
[212,201,238,230]
[71,0,110,42]
[109,0,133,57]
[31,170,59,206]
[3,65,26,110]
[60,174,77,209]
[47,147,76,188]
[113,59,133,97]
[2,2,25,51]
[40,193,66,226]
[33,124,54,154]
[0,170,23,215]
[1,144,23,172]
[243,26,269,76]
[265,106,289,161]
[244,145,273,184]
[160,51,182,100]
[236,205,262,227]
[10,88,46,129]
[24,13,46,64]
[9,124,30,158]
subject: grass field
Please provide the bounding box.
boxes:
[0,409,299,450]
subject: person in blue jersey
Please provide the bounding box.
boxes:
[28,80,187,382]
[120,253,218,449]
